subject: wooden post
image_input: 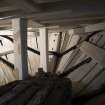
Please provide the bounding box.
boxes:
[12,18,28,80]
[39,27,48,72]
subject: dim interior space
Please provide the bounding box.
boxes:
[0,0,105,105]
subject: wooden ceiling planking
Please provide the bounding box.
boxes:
[33,0,64,3]
[5,0,41,13]
[0,0,105,28]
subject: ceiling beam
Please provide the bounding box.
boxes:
[85,22,105,32]
[31,12,105,21]
[0,8,105,24]
[40,18,104,26]
[0,19,43,29]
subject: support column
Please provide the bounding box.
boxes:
[39,27,48,72]
[12,18,28,80]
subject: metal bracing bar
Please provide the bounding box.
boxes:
[59,57,92,77]
[59,31,102,57]
[39,27,48,72]
[0,57,14,69]
[60,45,77,57]
[80,41,105,68]
[0,35,13,42]
[0,35,60,56]
[12,18,28,80]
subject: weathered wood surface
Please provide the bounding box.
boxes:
[67,31,105,94]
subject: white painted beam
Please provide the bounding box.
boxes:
[0,30,13,35]
[39,27,48,72]
[80,41,105,68]
[85,22,105,32]
[63,22,105,34]
[38,22,105,34]
[48,22,105,33]
[12,18,28,80]
[59,22,105,34]
[0,50,14,56]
